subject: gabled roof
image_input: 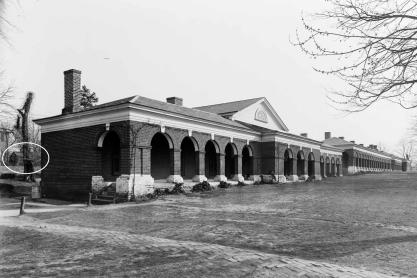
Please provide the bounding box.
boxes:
[323,137,354,146]
[129,96,251,129]
[35,95,254,131]
[194,97,264,115]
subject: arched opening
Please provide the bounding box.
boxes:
[242,145,253,178]
[101,131,121,181]
[151,132,172,179]
[308,153,315,177]
[331,157,335,176]
[320,156,325,177]
[297,151,305,176]
[181,137,198,179]
[284,149,293,176]
[225,143,237,179]
[205,141,219,179]
[325,157,330,176]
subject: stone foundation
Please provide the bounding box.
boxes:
[231,174,244,182]
[248,175,262,183]
[116,174,154,200]
[192,175,208,182]
[91,176,105,193]
[214,175,227,182]
[167,175,184,184]
[287,175,299,182]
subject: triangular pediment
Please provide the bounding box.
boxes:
[231,98,289,132]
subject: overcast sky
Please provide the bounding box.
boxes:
[0,0,414,152]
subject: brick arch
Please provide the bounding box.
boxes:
[204,139,220,153]
[297,150,305,160]
[96,127,124,148]
[179,135,199,151]
[233,139,247,155]
[192,132,211,152]
[224,142,238,155]
[136,124,161,147]
[243,144,254,157]
[285,148,294,159]
[214,135,230,155]
[164,127,189,150]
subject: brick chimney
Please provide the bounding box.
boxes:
[62,69,82,114]
[166,97,183,106]
[325,132,331,139]
[300,133,308,137]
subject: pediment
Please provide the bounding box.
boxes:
[231,98,289,132]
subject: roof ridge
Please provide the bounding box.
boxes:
[194,97,264,109]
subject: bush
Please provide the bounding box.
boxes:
[218,181,232,188]
[192,181,212,192]
[306,176,315,183]
[170,183,184,194]
[236,181,247,187]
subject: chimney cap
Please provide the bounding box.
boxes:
[64,69,81,74]
[166,96,183,106]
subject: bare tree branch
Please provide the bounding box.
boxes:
[293,0,417,112]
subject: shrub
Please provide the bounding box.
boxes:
[306,176,315,183]
[236,181,247,187]
[218,181,232,188]
[192,181,212,192]
[170,183,184,194]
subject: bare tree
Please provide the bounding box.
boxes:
[294,0,417,112]
[16,92,34,177]
[127,122,144,199]
[397,137,416,169]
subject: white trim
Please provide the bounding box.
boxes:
[37,104,261,142]
[321,149,342,156]
[128,108,260,141]
[353,146,392,159]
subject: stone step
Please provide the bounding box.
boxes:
[95,195,115,201]
[91,198,115,205]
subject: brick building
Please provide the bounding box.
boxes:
[34,69,406,200]
[323,135,408,175]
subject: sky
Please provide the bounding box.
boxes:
[0,0,415,153]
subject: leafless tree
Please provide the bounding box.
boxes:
[127,122,144,199]
[397,137,416,169]
[294,0,417,112]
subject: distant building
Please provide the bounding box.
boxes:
[33,69,406,200]
[323,135,408,175]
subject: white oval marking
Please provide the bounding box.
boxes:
[1,142,50,175]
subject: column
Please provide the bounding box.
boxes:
[232,155,244,181]
[287,157,299,182]
[214,153,227,182]
[167,148,183,183]
[192,151,207,182]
